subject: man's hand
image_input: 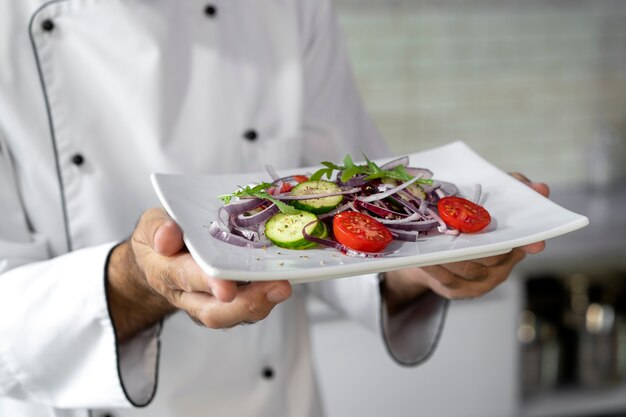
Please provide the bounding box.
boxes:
[381,175,550,315]
[107,208,292,342]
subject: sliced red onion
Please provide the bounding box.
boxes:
[420,181,441,194]
[379,156,409,170]
[393,192,424,215]
[341,175,369,187]
[472,183,482,204]
[230,225,261,241]
[218,206,231,229]
[208,222,272,249]
[272,187,361,201]
[233,203,280,227]
[377,212,423,225]
[357,175,423,203]
[301,221,344,251]
[385,218,439,231]
[406,167,433,179]
[439,181,459,196]
[389,229,420,241]
[353,200,407,219]
[265,164,280,181]
[223,198,265,215]
[425,206,449,233]
[318,203,352,220]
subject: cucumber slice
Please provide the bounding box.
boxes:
[290,180,343,214]
[264,212,328,250]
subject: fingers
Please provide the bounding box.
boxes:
[509,172,550,198]
[154,219,184,256]
[177,281,292,328]
[422,249,526,299]
[520,240,546,254]
[130,208,292,329]
[134,208,184,256]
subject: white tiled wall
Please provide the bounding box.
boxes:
[334,0,626,185]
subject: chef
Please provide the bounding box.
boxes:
[0,0,549,416]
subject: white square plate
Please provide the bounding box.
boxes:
[151,141,588,284]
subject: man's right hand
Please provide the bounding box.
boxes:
[107,208,292,342]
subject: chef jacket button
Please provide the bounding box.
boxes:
[71,153,85,166]
[243,129,258,142]
[204,4,217,17]
[261,366,274,379]
[42,19,55,32]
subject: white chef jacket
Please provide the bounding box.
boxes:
[0,0,448,416]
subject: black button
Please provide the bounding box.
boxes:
[204,4,217,17]
[42,19,55,32]
[71,153,85,166]
[243,129,258,141]
[261,367,274,379]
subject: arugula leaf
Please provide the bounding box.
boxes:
[218,183,301,215]
[310,161,341,181]
[308,154,433,185]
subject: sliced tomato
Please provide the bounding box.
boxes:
[333,211,393,252]
[279,175,309,193]
[279,182,294,193]
[437,196,491,233]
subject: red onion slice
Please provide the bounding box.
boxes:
[223,198,266,215]
[233,203,280,227]
[389,229,420,241]
[208,222,272,249]
[405,167,433,179]
[357,175,422,203]
[379,156,410,171]
[386,218,439,231]
[353,200,408,219]
[272,187,361,201]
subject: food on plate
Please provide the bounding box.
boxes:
[332,211,393,252]
[210,154,491,257]
[265,212,328,249]
[437,196,491,233]
[289,180,343,214]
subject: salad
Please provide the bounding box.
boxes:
[209,155,491,258]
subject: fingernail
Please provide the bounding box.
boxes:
[267,287,289,303]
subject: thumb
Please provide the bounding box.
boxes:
[138,208,185,256]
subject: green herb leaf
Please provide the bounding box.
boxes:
[309,161,341,181]
[218,182,301,215]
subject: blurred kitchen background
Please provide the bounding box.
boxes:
[308,1,626,417]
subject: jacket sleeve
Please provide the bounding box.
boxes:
[0,134,158,409]
[300,0,448,366]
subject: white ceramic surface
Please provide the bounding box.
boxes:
[151,141,589,283]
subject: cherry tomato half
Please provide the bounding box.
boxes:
[333,211,393,252]
[437,196,491,233]
[279,175,309,193]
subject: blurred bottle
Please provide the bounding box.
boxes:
[575,276,625,388]
[519,276,567,396]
